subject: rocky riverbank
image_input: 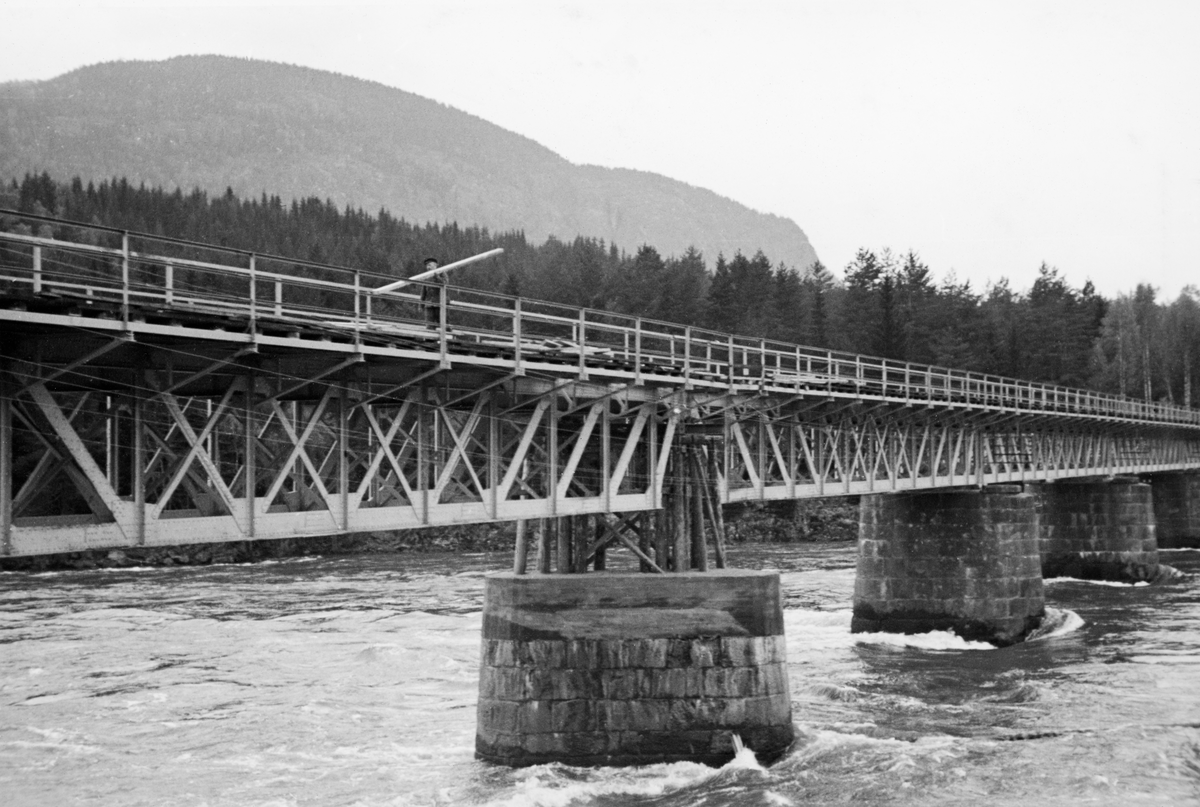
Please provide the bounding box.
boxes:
[0,498,860,572]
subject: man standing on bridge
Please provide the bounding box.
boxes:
[421,257,447,327]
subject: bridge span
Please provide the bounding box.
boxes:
[5,211,1200,767]
[2,211,1199,559]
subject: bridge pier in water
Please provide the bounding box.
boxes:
[1035,477,1166,582]
[852,486,1046,646]
[476,444,795,768]
[1144,471,1200,549]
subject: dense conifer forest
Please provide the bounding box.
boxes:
[4,171,1197,407]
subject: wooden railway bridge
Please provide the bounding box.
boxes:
[3,211,1200,559]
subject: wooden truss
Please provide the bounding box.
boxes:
[1,363,674,555]
[5,362,1200,557]
[712,400,1200,503]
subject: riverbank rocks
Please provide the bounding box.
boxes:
[475,570,794,767]
[852,487,1045,646]
[1036,478,1164,582]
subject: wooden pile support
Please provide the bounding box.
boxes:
[510,434,727,575]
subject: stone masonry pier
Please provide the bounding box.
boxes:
[1037,478,1163,582]
[1144,472,1200,549]
[475,570,794,767]
[852,487,1045,646]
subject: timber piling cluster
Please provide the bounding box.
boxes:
[510,440,728,576]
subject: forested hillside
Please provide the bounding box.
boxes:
[0,56,817,273]
[5,171,1197,406]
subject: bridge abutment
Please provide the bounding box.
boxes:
[852,487,1045,646]
[475,570,794,767]
[1144,472,1200,549]
[1036,477,1164,582]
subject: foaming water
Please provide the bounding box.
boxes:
[1025,607,1086,641]
[1046,577,1151,588]
[2,545,1199,806]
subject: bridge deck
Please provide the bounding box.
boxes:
[2,214,1199,557]
[2,217,1197,429]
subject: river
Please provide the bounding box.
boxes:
[2,542,1199,806]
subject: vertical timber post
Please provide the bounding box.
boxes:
[655,509,670,572]
[0,370,12,555]
[536,518,551,573]
[244,371,256,539]
[556,516,570,573]
[594,515,607,570]
[513,520,528,574]
[339,385,350,532]
[673,446,687,572]
[418,387,430,524]
[133,382,145,546]
[638,511,652,572]
[691,449,708,571]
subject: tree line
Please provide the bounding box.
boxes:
[4,171,1197,406]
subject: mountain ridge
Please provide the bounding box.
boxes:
[0,55,818,269]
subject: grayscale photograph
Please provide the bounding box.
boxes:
[1,1,1198,805]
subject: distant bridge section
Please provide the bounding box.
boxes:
[2,211,1199,556]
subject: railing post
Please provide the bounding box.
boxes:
[165,262,174,305]
[121,231,130,323]
[577,309,588,380]
[513,297,523,374]
[248,254,257,324]
[728,335,736,389]
[274,279,283,317]
[352,271,361,339]
[683,327,693,388]
[438,283,449,367]
[634,318,643,385]
[32,245,42,293]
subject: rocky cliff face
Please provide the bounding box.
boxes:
[0,55,818,269]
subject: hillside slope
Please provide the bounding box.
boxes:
[0,56,818,269]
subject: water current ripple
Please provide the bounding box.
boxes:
[2,544,1199,806]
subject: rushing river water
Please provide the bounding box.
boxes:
[2,542,1199,806]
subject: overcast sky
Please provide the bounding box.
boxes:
[2,0,1198,300]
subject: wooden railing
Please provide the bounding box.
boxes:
[2,210,1199,429]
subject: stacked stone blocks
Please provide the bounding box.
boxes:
[852,487,1045,645]
[1037,478,1160,581]
[477,635,790,766]
[1145,472,1200,549]
[476,571,794,767]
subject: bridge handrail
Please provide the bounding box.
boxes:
[1,213,1198,429]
